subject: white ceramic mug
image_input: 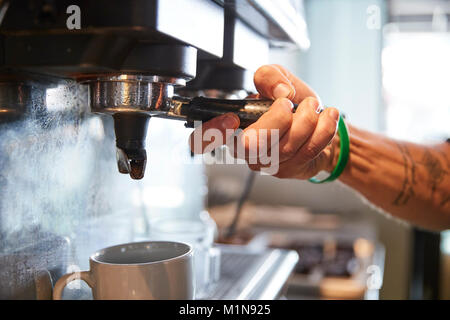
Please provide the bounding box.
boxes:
[53,241,195,300]
[149,217,218,297]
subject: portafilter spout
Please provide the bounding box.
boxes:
[113,113,149,180]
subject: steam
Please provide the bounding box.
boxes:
[0,80,206,298]
[0,83,123,250]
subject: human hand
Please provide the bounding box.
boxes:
[189,64,340,179]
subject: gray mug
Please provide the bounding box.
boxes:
[53,241,195,300]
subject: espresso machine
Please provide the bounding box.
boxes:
[0,0,308,299]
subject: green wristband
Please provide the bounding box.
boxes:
[309,114,350,184]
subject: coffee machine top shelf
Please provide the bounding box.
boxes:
[0,0,309,75]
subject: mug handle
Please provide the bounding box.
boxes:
[53,271,94,300]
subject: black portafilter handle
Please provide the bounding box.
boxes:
[180,97,299,129]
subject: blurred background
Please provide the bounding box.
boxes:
[206,0,450,300]
[0,0,449,300]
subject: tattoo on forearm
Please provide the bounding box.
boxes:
[421,149,447,198]
[393,143,416,206]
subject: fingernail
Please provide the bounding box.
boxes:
[306,98,321,114]
[273,83,293,99]
[328,108,340,122]
[280,98,294,112]
[316,104,324,114]
[222,114,239,129]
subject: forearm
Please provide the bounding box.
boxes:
[330,125,450,231]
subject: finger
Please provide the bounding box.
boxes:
[233,98,293,162]
[254,64,320,104]
[274,151,331,180]
[245,93,260,99]
[253,65,296,100]
[278,97,321,162]
[278,107,339,168]
[250,148,330,178]
[189,113,240,154]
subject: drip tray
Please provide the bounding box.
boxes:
[204,244,299,300]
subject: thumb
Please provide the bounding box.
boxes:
[189,113,240,154]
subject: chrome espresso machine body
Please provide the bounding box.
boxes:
[0,0,308,299]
